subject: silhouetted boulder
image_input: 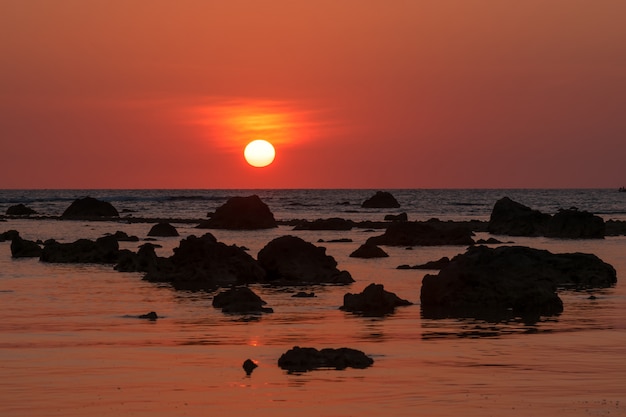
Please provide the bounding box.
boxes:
[341,283,412,316]
[40,235,120,263]
[487,197,550,236]
[114,243,162,274]
[6,204,36,216]
[257,235,354,284]
[361,191,400,208]
[197,195,276,230]
[61,197,119,219]
[212,287,273,314]
[545,208,605,239]
[349,243,389,258]
[367,219,474,246]
[243,359,258,376]
[147,222,179,237]
[10,236,42,258]
[293,218,354,230]
[0,229,20,242]
[278,346,374,372]
[384,212,408,222]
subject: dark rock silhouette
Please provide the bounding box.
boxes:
[397,256,450,270]
[212,287,273,313]
[606,220,626,236]
[367,219,474,246]
[292,291,316,298]
[61,197,119,219]
[243,359,258,376]
[420,245,617,321]
[545,208,605,239]
[147,222,179,237]
[257,235,354,284]
[278,346,374,372]
[293,217,354,230]
[138,311,158,320]
[41,235,120,264]
[10,235,42,258]
[197,195,277,230]
[6,204,36,216]
[474,237,504,244]
[341,283,412,316]
[107,231,140,242]
[115,244,163,274]
[0,229,20,242]
[384,212,408,222]
[361,191,400,208]
[349,243,389,258]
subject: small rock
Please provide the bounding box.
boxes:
[138,312,158,320]
[243,359,258,375]
[147,222,179,237]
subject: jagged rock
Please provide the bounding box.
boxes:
[384,212,408,222]
[293,218,354,230]
[196,195,277,230]
[487,197,551,236]
[212,287,273,313]
[546,208,605,239]
[40,235,120,263]
[147,222,179,237]
[10,236,42,258]
[341,283,412,316]
[61,197,119,219]
[367,219,474,246]
[349,243,389,258]
[6,204,36,216]
[361,191,400,208]
[278,346,374,372]
[257,235,353,284]
[0,229,20,242]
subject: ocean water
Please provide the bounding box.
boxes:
[0,189,625,416]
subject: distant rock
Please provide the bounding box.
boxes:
[138,311,158,320]
[545,208,605,239]
[197,195,277,230]
[293,218,354,230]
[341,283,412,316]
[367,219,474,246]
[384,212,407,222]
[292,291,316,298]
[10,235,42,258]
[107,231,140,242]
[0,229,20,242]
[487,197,551,236]
[61,197,119,219]
[257,235,354,285]
[147,222,179,237]
[115,243,162,274]
[397,256,450,270]
[361,191,400,208]
[212,287,273,314]
[474,237,504,244]
[278,346,374,372]
[41,235,120,264]
[6,204,37,216]
[349,243,389,258]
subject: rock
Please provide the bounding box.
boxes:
[107,231,140,242]
[143,233,266,291]
[61,197,119,219]
[243,359,258,376]
[366,219,474,246]
[0,229,20,242]
[545,208,605,239]
[40,235,120,263]
[115,243,162,273]
[605,220,626,236]
[278,346,374,372]
[349,243,389,258]
[147,222,179,237]
[384,212,408,222]
[196,195,277,230]
[341,283,412,316]
[399,256,450,270]
[474,237,503,244]
[487,197,550,236]
[293,218,354,230]
[10,236,42,258]
[292,291,316,298]
[212,287,273,314]
[138,311,158,320]
[361,191,400,208]
[257,235,354,285]
[420,245,617,321]
[6,204,36,216]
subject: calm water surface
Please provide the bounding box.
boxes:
[1,190,625,416]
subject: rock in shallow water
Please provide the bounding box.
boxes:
[278,346,374,372]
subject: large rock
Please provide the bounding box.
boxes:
[349,243,388,258]
[212,287,273,314]
[545,208,605,239]
[6,204,37,216]
[278,346,374,372]
[257,235,354,284]
[420,245,617,320]
[197,195,276,230]
[10,236,42,258]
[341,283,412,316]
[143,233,266,291]
[147,222,179,237]
[361,191,400,208]
[41,235,120,263]
[61,197,119,219]
[487,197,551,236]
[366,219,474,246]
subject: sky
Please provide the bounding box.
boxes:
[1,0,625,189]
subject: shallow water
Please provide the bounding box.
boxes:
[1,190,626,416]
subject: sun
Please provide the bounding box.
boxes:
[244,139,275,168]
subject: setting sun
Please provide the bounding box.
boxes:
[244,139,276,167]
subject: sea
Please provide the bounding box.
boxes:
[1,189,625,417]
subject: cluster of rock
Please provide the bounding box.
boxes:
[278,346,374,372]
[488,197,605,238]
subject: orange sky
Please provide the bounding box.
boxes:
[1,1,625,189]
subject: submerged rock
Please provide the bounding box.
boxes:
[212,287,273,314]
[61,197,119,219]
[349,243,389,258]
[257,235,353,284]
[41,235,120,264]
[107,231,140,242]
[397,256,450,270]
[361,191,400,208]
[341,283,412,316]
[278,346,374,372]
[197,195,277,230]
[367,219,474,246]
[138,311,158,320]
